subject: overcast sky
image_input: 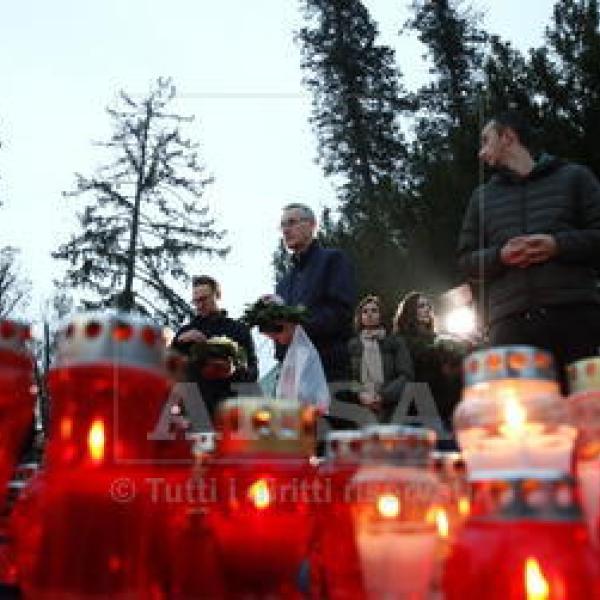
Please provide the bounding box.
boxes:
[1,0,555,354]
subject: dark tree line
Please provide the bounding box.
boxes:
[296,0,600,321]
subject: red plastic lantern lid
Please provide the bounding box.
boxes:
[468,469,582,521]
[51,310,167,374]
[567,357,600,395]
[463,346,556,387]
[362,424,436,465]
[214,397,315,458]
[325,430,365,463]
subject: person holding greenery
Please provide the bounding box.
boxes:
[243,295,330,413]
[393,291,469,441]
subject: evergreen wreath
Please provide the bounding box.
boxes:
[189,335,247,368]
[242,295,309,332]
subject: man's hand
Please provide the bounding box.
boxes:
[500,236,530,267]
[522,234,558,264]
[501,234,558,268]
[176,329,208,344]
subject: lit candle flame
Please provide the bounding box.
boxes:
[525,557,550,600]
[436,508,449,538]
[87,419,105,462]
[503,396,527,437]
[253,410,272,427]
[248,479,271,510]
[458,496,471,517]
[376,494,400,519]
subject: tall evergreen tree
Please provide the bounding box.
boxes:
[403,0,488,292]
[297,0,413,304]
[298,0,409,202]
[483,36,536,120]
[529,0,600,174]
[53,78,228,328]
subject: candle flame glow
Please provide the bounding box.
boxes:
[253,410,272,427]
[87,419,105,462]
[458,496,471,517]
[376,494,400,519]
[247,479,271,510]
[436,508,449,538]
[503,396,527,437]
[525,557,550,600]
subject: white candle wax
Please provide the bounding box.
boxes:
[356,525,437,599]
[458,423,576,476]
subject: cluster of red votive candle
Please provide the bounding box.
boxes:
[3,312,600,599]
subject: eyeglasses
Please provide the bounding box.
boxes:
[280,217,308,229]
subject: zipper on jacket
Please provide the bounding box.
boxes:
[520,181,533,308]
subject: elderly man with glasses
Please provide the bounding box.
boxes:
[276,203,356,382]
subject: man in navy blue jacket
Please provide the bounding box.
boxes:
[276,203,356,381]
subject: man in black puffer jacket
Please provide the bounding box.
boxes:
[458,111,600,383]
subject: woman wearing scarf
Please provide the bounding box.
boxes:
[348,295,414,423]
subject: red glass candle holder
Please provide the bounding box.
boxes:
[314,425,442,599]
[12,311,190,599]
[443,470,600,599]
[309,430,366,598]
[567,357,600,546]
[0,319,34,510]
[456,346,575,476]
[168,398,318,598]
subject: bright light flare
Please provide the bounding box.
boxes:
[376,494,400,519]
[525,557,550,600]
[443,306,476,337]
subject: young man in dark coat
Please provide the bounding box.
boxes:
[172,275,258,418]
[276,203,357,382]
[458,111,600,382]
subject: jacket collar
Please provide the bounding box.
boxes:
[292,239,319,268]
[492,153,563,184]
[193,309,227,323]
